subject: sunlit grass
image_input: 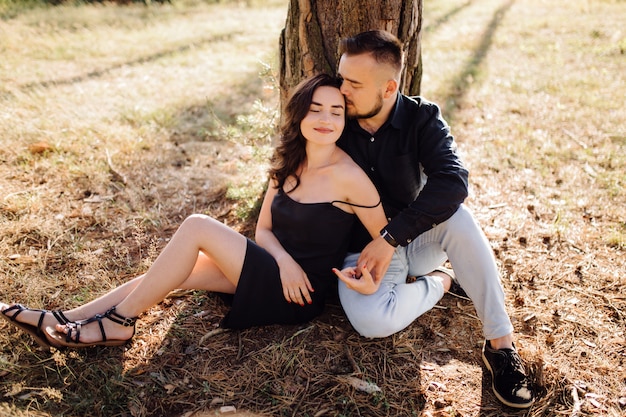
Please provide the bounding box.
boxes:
[0,0,285,314]
[0,0,624,416]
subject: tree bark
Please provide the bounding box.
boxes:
[279,0,422,111]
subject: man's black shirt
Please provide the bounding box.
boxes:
[338,94,469,251]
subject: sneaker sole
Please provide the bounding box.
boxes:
[482,350,535,409]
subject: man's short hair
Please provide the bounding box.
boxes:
[339,30,403,76]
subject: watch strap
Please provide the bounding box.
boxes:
[380,229,399,247]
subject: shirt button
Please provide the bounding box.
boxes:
[370,167,375,172]
[387,217,391,221]
[370,137,375,142]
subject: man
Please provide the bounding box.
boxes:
[335,30,534,409]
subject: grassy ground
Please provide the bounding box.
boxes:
[0,0,624,416]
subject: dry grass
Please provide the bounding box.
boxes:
[0,0,625,416]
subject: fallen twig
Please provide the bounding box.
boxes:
[106,148,127,184]
[571,385,582,417]
[199,328,229,345]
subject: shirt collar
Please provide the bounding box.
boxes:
[388,93,407,130]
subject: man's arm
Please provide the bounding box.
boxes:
[384,99,469,246]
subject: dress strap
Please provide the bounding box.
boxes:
[330,199,382,209]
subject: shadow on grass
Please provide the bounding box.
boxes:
[15,32,239,92]
[441,0,515,123]
[0,1,530,415]
[424,0,533,414]
[0,49,270,417]
[0,297,426,416]
[423,0,474,34]
[0,345,130,416]
[432,1,540,414]
[118,297,429,417]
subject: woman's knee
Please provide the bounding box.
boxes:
[181,213,220,233]
[184,213,211,224]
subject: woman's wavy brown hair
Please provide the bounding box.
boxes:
[268,73,343,191]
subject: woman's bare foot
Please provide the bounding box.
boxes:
[48,307,137,347]
[0,302,76,347]
[54,316,134,344]
[0,303,76,331]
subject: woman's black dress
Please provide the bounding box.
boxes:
[220,188,356,329]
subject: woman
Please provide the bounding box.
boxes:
[0,74,387,349]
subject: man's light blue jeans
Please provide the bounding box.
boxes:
[338,204,514,340]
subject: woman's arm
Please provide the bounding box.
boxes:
[344,166,387,239]
[255,181,314,306]
[335,163,392,295]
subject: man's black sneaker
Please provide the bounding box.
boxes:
[482,340,535,409]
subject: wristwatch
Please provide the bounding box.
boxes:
[380,228,399,248]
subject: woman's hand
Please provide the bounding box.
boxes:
[333,264,380,295]
[276,256,314,306]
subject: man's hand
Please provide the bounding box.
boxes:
[333,265,379,295]
[357,236,396,282]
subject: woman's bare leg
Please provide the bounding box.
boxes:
[0,278,141,334]
[115,214,246,315]
[50,214,246,343]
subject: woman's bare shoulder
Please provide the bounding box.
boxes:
[334,149,368,178]
[332,149,374,194]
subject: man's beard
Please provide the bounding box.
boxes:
[348,92,383,120]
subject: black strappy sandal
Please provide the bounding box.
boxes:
[46,306,137,348]
[0,304,71,348]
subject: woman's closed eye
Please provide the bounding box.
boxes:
[309,108,343,117]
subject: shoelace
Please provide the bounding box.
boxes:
[500,350,532,396]
[496,349,527,379]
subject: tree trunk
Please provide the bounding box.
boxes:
[279,0,422,112]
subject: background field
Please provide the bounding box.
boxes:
[0,0,624,416]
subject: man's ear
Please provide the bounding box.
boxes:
[383,79,399,99]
